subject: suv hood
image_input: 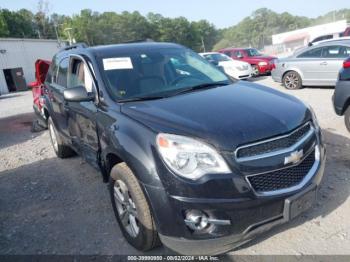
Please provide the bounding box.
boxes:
[219,60,250,68]
[121,82,311,151]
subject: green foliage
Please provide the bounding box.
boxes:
[0,6,349,52]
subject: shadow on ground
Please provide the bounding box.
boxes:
[0,112,41,150]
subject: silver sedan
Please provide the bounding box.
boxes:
[272,40,350,89]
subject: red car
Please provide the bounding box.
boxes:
[218,48,276,76]
[28,59,51,129]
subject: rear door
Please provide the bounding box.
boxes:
[320,45,350,85]
[65,55,99,168]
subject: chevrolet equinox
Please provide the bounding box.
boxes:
[42,42,326,255]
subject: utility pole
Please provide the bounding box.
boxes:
[54,23,61,46]
[201,36,206,52]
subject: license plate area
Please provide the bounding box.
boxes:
[284,185,317,220]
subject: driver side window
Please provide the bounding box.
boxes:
[68,58,94,93]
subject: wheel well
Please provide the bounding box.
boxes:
[342,98,350,115]
[282,70,300,80]
[105,153,124,176]
[43,108,49,121]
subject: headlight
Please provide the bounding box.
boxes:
[258,61,268,66]
[156,133,231,180]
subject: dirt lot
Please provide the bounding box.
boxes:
[0,77,350,256]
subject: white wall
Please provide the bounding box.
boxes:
[0,38,64,95]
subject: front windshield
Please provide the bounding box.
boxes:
[203,53,231,62]
[99,47,230,101]
[245,48,262,57]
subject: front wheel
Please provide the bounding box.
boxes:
[344,107,350,132]
[283,71,302,90]
[109,163,160,251]
[251,65,259,77]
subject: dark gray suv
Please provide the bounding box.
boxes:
[42,42,326,255]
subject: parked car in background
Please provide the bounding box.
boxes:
[218,48,276,76]
[272,40,350,89]
[333,56,350,131]
[43,41,325,255]
[309,26,350,45]
[28,59,51,129]
[199,52,252,80]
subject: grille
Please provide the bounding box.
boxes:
[247,150,315,193]
[237,123,311,158]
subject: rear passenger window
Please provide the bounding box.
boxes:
[56,57,69,87]
[298,47,322,58]
[322,45,350,58]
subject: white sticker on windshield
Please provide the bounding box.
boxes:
[103,57,133,70]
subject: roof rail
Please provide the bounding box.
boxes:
[61,43,88,51]
[121,39,154,44]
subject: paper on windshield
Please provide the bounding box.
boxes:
[103,57,133,70]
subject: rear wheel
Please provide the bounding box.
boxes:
[344,107,350,132]
[109,163,160,251]
[283,71,302,90]
[48,117,75,158]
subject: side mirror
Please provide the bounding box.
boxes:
[64,85,94,102]
[237,54,243,59]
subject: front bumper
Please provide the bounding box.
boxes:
[146,145,325,255]
[258,64,273,74]
[271,69,283,83]
[159,183,321,255]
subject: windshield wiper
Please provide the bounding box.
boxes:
[118,95,166,103]
[118,82,229,102]
[168,82,229,97]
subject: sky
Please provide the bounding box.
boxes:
[0,0,349,28]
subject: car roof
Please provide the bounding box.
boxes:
[199,52,220,55]
[293,40,350,56]
[58,42,184,58]
[220,47,255,51]
[311,37,350,46]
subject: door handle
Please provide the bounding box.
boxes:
[320,61,328,65]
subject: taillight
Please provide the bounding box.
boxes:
[344,60,350,68]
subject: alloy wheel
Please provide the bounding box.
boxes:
[252,66,259,76]
[284,73,299,89]
[113,180,139,238]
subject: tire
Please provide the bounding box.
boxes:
[48,117,75,158]
[251,65,259,77]
[344,107,350,132]
[109,163,160,251]
[283,71,302,90]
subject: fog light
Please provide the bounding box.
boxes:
[184,210,209,231]
[184,210,232,231]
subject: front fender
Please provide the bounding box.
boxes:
[99,111,163,188]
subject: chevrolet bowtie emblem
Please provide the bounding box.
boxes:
[284,149,304,165]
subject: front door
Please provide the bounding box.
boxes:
[65,56,100,168]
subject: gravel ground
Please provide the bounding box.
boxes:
[0,78,349,256]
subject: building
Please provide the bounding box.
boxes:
[0,38,64,95]
[268,20,349,57]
